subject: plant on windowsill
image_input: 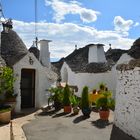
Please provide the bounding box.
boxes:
[95,90,115,121]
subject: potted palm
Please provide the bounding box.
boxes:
[48,87,64,110]
[63,84,72,113]
[81,86,91,117]
[71,95,80,115]
[95,90,115,120]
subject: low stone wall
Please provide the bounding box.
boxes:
[115,59,140,140]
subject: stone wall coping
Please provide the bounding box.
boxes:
[116,59,140,71]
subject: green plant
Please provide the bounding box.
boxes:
[71,95,80,107]
[0,67,15,97]
[95,91,115,111]
[63,84,71,106]
[48,87,64,105]
[0,107,11,113]
[81,86,91,117]
[81,86,90,108]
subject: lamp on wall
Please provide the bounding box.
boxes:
[29,56,34,65]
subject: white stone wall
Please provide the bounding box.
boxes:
[61,54,133,98]
[61,62,116,97]
[75,71,115,96]
[61,62,76,85]
[111,53,133,98]
[115,67,140,140]
[13,53,53,112]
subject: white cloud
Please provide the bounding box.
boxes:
[114,16,133,35]
[45,0,100,23]
[134,22,139,27]
[12,20,134,60]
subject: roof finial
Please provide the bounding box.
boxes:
[75,44,77,50]
[109,44,112,49]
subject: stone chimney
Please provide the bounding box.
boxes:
[88,44,107,63]
[39,39,51,68]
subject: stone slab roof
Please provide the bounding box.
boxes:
[128,45,140,59]
[127,37,140,59]
[105,48,128,62]
[0,55,6,67]
[52,44,125,74]
[29,47,40,60]
[1,30,28,67]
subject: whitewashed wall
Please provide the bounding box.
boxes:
[74,72,115,96]
[111,53,133,98]
[115,66,140,140]
[13,53,52,112]
[61,62,76,85]
[61,62,116,97]
[61,54,133,98]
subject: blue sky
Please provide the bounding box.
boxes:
[1,0,140,61]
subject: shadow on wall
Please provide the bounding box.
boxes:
[110,125,136,140]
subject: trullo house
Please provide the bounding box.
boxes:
[0,26,57,112]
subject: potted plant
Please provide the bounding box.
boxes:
[63,84,72,113]
[0,104,11,124]
[81,86,91,117]
[95,90,115,120]
[48,86,64,110]
[0,67,15,123]
[98,82,106,94]
[0,67,16,102]
[71,95,80,115]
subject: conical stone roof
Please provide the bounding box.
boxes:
[133,38,140,46]
[1,30,28,66]
[128,38,140,59]
[0,55,6,67]
[28,42,40,60]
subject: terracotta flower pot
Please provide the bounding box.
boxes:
[99,110,110,120]
[0,110,11,124]
[64,106,72,113]
[73,107,79,115]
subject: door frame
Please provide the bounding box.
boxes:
[20,68,36,108]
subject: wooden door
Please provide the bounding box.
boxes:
[21,69,35,108]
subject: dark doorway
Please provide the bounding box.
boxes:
[21,69,35,108]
